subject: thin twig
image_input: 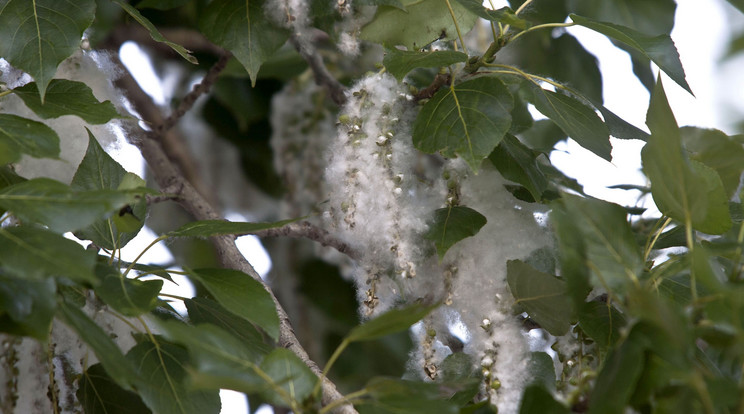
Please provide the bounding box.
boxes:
[290,34,348,106]
[249,221,362,261]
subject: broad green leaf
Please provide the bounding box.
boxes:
[453,0,526,28]
[71,132,146,249]
[569,14,691,94]
[0,275,55,340]
[550,205,592,307]
[641,79,731,234]
[527,352,557,391]
[356,0,406,9]
[489,134,549,201]
[111,0,197,64]
[0,114,60,164]
[577,301,626,349]
[199,0,290,86]
[560,194,643,294]
[125,340,221,414]
[506,260,572,336]
[383,49,468,81]
[680,126,744,198]
[259,348,318,407]
[13,80,121,124]
[155,320,268,393]
[519,120,565,154]
[0,178,136,233]
[346,303,437,343]
[57,300,140,391]
[95,271,163,317]
[439,353,480,405]
[519,384,570,414]
[0,166,25,215]
[523,83,611,161]
[186,268,280,341]
[168,217,300,238]
[137,0,191,10]
[360,0,478,50]
[185,298,270,354]
[414,77,513,171]
[587,328,646,414]
[358,377,459,414]
[0,226,96,283]
[424,206,487,260]
[0,0,96,101]
[77,363,151,414]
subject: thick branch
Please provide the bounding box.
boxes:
[249,221,361,261]
[113,57,357,414]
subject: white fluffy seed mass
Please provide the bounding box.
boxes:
[321,73,551,413]
[0,51,125,183]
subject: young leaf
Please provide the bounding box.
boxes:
[125,339,221,414]
[506,260,572,336]
[641,79,731,234]
[94,271,163,317]
[0,178,136,233]
[424,206,487,259]
[186,268,280,341]
[577,301,626,349]
[259,349,318,408]
[360,0,478,50]
[185,298,270,354]
[345,303,438,343]
[383,49,468,81]
[155,320,269,393]
[453,0,526,28]
[680,126,744,198]
[489,134,549,201]
[413,77,513,171]
[569,14,691,94]
[0,275,55,340]
[77,363,151,414]
[13,79,121,124]
[0,0,96,101]
[111,0,197,64]
[0,114,60,164]
[523,83,611,161]
[57,300,141,391]
[0,226,97,283]
[168,217,300,238]
[72,131,147,249]
[199,0,290,86]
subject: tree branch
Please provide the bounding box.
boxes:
[290,33,348,106]
[113,57,357,414]
[249,221,361,261]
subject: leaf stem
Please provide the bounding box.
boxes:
[0,90,12,98]
[122,234,168,278]
[685,217,698,302]
[444,0,468,55]
[514,0,534,16]
[312,338,351,400]
[643,217,672,263]
[319,389,369,414]
[509,22,575,43]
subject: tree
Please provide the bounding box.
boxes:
[1,0,743,413]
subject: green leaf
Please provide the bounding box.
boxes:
[0,114,60,164]
[0,275,55,340]
[641,79,731,234]
[155,320,269,393]
[577,301,626,349]
[439,353,481,405]
[414,77,513,171]
[186,268,280,341]
[383,49,468,81]
[519,384,570,414]
[185,298,270,354]
[259,348,318,407]
[569,14,691,94]
[356,0,406,10]
[453,0,526,28]
[559,194,644,294]
[680,126,744,198]
[13,79,121,124]
[0,0,96,101]
[587,328,646,414]
[0,178,136,233]
[71,131,146,249]
[0,226,96,283]
[523,83,611,161]
[111,0,197,64]
[95,271,163,317]
[137,0,191,10]
[360,0,478,50]
[506,260,573,336]
[168,217,300,238]
[0,167,25,215]
[489,134,549,201]
[346,303,437,343]
[77,363,151,414]
[125,339,221,414]
[199,0,290,86]
[358,377,460,414]
[424,206,487,260]
[527,352,557,391]
[57,300,140,391]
